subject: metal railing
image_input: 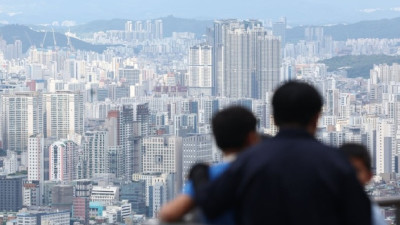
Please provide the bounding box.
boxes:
[375,196,400,225]
[145,198,400,225]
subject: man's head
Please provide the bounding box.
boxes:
[212,106,258,154]
[272,81,323,135]
[340,143,373,186]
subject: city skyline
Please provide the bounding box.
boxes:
[0,0,400,25]
[0,3,399,224]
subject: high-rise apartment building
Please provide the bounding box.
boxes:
[83,130,109,178]
[125,21,133,32]
[154,20,163,39]
[305,26,324,41]
[0,175,23,212]
[44,91,84,139]
[136,103,150,137]
[142,135,183,196]
[27,134,44,182]
[1,92,43,153]
[376,119,396,174]
[182,134,213,181]
[49,140,79,182]
[2,39,23,60]
[142,136,182,175]
[272,17,287,45]
[3,151,19,174]
[212,20,281,99]
[188,44,212,89]
[106,106,136,179]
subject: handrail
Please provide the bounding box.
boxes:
[144,198,400,225]
[374,196,400,225]
[375,196,400,206]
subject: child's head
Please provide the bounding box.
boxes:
[340,143,373,186]
[212,106,259,154]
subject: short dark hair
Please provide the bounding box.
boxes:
[272,81,323,127]
[340,143,372,172]
[212,106,257,151]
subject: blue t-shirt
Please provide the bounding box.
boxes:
[182,162,234,225]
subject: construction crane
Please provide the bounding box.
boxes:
[51,27,58,50]
[66,28,75,52]
[41,30,48,49]
[24,31,34,49]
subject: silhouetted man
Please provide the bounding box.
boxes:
[194,81,371,225]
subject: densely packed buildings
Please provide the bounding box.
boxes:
[0,18,400,224]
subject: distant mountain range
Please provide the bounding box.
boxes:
[0,25,108,53]
[2,0,400,25]
[1,16,400,54]
[287,17,400,42]
[320,55,400,78]
[63,16,213,38]
[66,15,400,41]
[25,16,212,39]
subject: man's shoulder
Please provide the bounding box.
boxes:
[247,137,350,169]
[209,162,231,179]
[253,135,335,154]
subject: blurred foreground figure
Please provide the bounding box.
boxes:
[194,81,371,225]
[159,106,262,224]
[340,143,386,225]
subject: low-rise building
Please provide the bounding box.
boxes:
[16,208,70,225]
[90,185,119,206]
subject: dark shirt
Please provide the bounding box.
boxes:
[195,128,371,225]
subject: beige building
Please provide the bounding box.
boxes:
[44,91,84,139]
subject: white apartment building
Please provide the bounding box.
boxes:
[376,119,396,174]
[44,91,84,139]
[83,130,109,178]
[182,134,213,181]
[27,134,44,181]
[142,136,182,175]
[17,210,70,225]
[1,92,43,153]
[3,150,19,174]
[49,140,79,182]
[188,44,212,88]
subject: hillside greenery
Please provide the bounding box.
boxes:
[65,16,212,38]
[286,17,400,43]
[7,170,27,176]
[320,55,400,78]
[0,25,108,53]
[23,16,400,41]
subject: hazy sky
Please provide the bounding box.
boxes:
[1,0,400,25]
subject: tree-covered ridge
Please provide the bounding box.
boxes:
[0,25,108,53]
[287,17,400,43]
[320,55,400,78]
